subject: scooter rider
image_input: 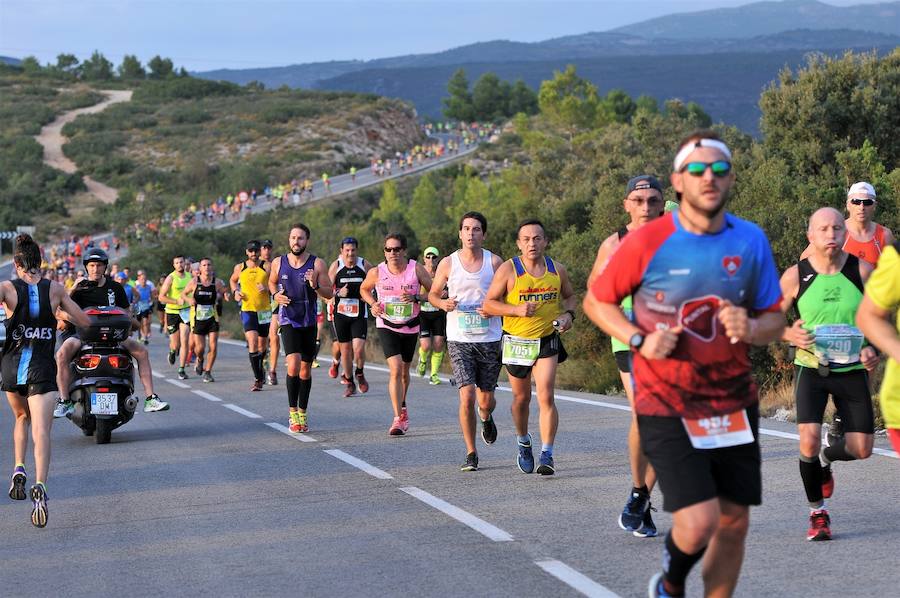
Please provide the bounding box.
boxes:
[54,248,169,417]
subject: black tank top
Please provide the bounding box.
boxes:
[1,279,58,387]
[334,258,367,318]
[193,277,217,305]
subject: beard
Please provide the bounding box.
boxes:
[291,244,306,256]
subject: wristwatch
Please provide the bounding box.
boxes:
[565,309,576,322]
[628,333,645,351]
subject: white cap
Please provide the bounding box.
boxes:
[848,181,876,199]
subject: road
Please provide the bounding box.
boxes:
[1,337,897,597]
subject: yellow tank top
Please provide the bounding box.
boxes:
[239,261,269,312]
[165,271,192,314]
[503,256,561,339]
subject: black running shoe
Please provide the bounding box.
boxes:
[8,467,26,501]
[481,415,497,445]
[178,367,188,380]
[167,350,176,365]
[460,452,479,472]
[194,356,204,376]
[30,483,48,528]
[634,502,658,538]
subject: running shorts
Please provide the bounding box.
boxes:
[333,313,368,343]
[166,312,189,334]
[448,340,501,391]
[419,310,446,339]
[614,350,631,374]
[378,328,418,363]
[137,309,152,321]
[0,381,57,396]
[280,325,317,362]
[240,311,270,337]
[192,318,220,336]
[794,366,874,433]
[504,332,567,379]
[638,404,762,513]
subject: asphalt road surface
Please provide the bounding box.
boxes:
[0,336,897,597]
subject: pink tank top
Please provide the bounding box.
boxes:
[375,260,420,334]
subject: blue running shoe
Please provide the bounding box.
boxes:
[30,483,48,528]
[9,466,26,501]
[619,489,650,532]
[648,572,681,597]
[516,435,534,474]
[634,502,658,538]
[536,451,555,475]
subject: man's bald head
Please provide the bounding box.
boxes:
[808,207,844,234]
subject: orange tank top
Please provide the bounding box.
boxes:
[843,224,885,267]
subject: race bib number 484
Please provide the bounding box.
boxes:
[682,409,754,450]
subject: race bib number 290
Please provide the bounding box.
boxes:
[682,409,754,450]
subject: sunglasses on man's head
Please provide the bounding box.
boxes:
[384,246,404,253]
[850,198,875,206]
[680,161,732,177]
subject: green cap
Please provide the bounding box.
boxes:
[665,200,679,213]
[423,246,440,257]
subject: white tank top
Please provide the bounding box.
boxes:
[446,249,502,343]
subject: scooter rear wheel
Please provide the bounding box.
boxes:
[95,419,113,444]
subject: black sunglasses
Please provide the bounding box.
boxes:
[384,246,404,253]
[849,198,875,206]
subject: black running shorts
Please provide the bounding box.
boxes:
[333,313,368,343]
[279,325,317,362]
[638,404,762,513]
[1,381,57,396]
[378,328,418,363]
[166,312,189,334]
[504,332,567,379]
[419,310,446,338]
[192,318,220,336]
[794,366,874,433]
[614,350,631,374]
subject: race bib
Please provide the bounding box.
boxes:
[813,324,864,365]
[179,308,191,324]
[420,301,439,313]
[337,298,360,317]
[137,300,151,312]
[195,304,214,321]
[383,300,413,324]
[458,311,488,335]
[682,409,754,450]
[502,335,540,366]
[257,309,273,325]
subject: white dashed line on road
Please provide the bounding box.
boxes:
[324,449,393,479]
[535,559,620,598]
[266,422,318,442]
[399,486,514,542]
[151,371,165,379]
[164,378,190,389]
[191,390,222,402]
[222,404,262,419]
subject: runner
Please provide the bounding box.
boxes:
[856,239,900,455]
[587,175,665,536]
[55,248,168,418]
[429,212,503,471]
[801,181,895,267]
[269,224,333,433]
[229,240,272,391]
[155,275,166,334]
[158,256,192,380]
[360,233,433,436]
[260,239,280,385]
[417,246,448,385]
[181,258,229,383]
[327,237,373,397]
[3,234,91,527]
[780,207,878,541]
[483,220,575,475]
[584,131,785,598]
[133,270,156,345]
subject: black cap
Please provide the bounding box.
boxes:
[246,240,261,251]
[261,239,273,248]
[625,175,663,196]
[82,248,109,266]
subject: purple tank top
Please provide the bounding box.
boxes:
[277,254,318,328]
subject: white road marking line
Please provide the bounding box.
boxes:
[222,403,262,419]
[535,559,620,598]
[164,378,190,389]
[218,339,246,347]
[873,447,899,458]
[266,422,318,443]
[324,449,393,479]
[399,486,514,542]
[151,371,165,379]
[191,390,222,402]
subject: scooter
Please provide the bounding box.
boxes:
[67,306,138,444]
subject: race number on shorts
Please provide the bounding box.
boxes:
[682,409,754,450]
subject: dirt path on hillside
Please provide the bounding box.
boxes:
[35,89,133,204]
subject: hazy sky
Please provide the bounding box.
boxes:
[0,0,885,71]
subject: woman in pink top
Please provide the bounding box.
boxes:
[360,233,433,436]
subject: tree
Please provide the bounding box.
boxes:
[21,56,42,75]
[443,68,475,122]
[405,175,444,238]
[55,53,79,73]
[118,54,146,79]
[508,79,538,116]
[634,95,659,115]
[538,65,601,138]
[472,72,509,122]
[372,180,406,231]
[147,55,174,79]
[81,50,113,80]
[604,89,636,124]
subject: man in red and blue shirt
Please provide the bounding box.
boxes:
[584,130,785,598]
